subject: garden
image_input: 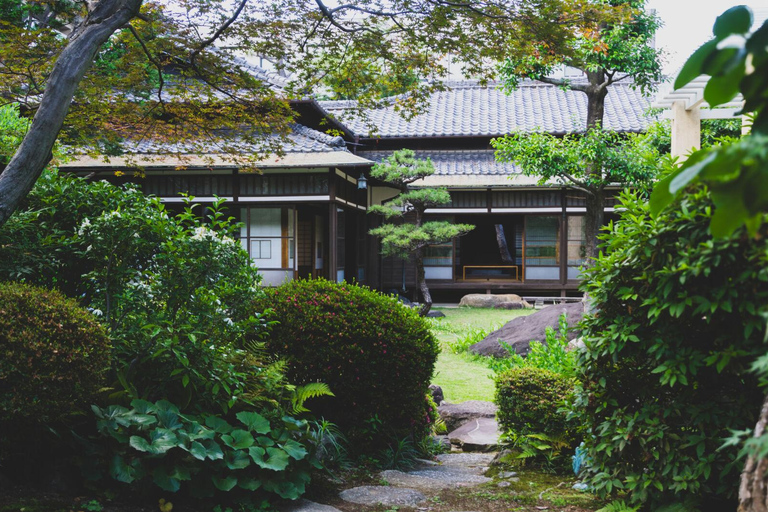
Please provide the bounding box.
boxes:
[3,2,768,512]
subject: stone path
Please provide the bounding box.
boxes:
[280,411,502,511]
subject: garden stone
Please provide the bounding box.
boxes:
[436,452,497,470]
[339,486,426,507]
[493,301,526,310]
[276,499,342,512]
[458,293,531,309]
[438,400,497,432]
[380,469,490,490]
[429,384,445,405]
[427,310,446,318]
[470,302,585,358]
[447,417,500,451]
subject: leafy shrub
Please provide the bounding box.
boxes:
[93,399,320,501]
[495,366,575,439]
[488,314,576,377]
[255,278,439,455]
[0,172,275,415]
[570,189,768,507]
[0,282,110,455]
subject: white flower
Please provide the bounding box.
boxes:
[90,308,103,317]
[224,317,234,326]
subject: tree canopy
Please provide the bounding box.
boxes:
[0,0,639,227]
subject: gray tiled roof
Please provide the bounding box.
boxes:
[358,149,520,176]
[96,124,347,155]
[321,81,654,138]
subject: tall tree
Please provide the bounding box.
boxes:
[0,0,632,228]
[493,0,663,261]
[368,150,473,316]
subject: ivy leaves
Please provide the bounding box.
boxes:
[652,6,768,237]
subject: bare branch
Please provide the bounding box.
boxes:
[189,0,248,66]
[126,24,165,106]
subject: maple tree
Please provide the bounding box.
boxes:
[493,0,663,261]
[0,0,632,227]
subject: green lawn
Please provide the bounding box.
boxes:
[429,307,534,403]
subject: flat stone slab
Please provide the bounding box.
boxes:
[339,486,426,507]
[436,452,497,468]
[380,468,490,491]
[438,400,498,432]
[275,499,342,512]
[447,417,501,451]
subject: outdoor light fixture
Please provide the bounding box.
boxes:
[357,174,368,190]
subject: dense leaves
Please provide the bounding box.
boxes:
[0,282,110,455]
[93,399,320,501]
[256,278,439,457]
[571,189,768,507]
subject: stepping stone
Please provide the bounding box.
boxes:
[438,400,498,432]
[436,452,497,469]
[447,417,500,451]
[339,485,426,507]
[275,499,342,512]
[380,468,490,491]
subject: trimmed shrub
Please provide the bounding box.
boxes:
[256,278,439,454]
[0,282,110,457]
[570,189,768,508]
[495,366,574,439]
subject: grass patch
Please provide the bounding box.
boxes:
[428,307,534,403]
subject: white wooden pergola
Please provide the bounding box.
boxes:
[652,77,745,159]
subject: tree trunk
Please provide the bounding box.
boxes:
[415,246,432,317]
[495,224,514,264]
[0,0,143,227]
[583,188,604,262]
[739,392,768,512]
[584,71,608,131]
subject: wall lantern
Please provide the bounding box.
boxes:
[357,174,368,190]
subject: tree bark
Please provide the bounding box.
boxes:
[495,224,514,264]
[0,0,143,227]
[415,246,432,317]
[583,187,604,262]
[739,392,768,512]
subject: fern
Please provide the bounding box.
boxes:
[290,382,334,413]
[596,500,640,512]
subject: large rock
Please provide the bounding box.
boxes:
[438,400,497,432]
[458,294,531,309]
[447,417,501,452]
[469,302,585,358]
[339,486,426,507]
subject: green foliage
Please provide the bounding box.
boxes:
[488,314,577,378]
[443,325,491,355]
[651,5,768,237]
[499,1,662,94]
[0,171,283,416]
[0,104,29,166]
[255,278,439,456]
[570,189,768,507]
[369,221,473,260]
[0,281,110,456]
[596,500,640,512]
[0,282,110,420]
[495,366,575,440]
[93,399,320,501]
[492,127,658,191]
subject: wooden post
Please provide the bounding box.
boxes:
[671,100,701,160]
[329,169,338,281]
[560,189,567,286]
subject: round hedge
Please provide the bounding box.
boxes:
[495,366,574,438]
[0,282,111,426]
[256,278,438,452]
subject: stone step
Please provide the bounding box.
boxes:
[338,485,427,507]
[447,417,501,451]
[275,499,342,512]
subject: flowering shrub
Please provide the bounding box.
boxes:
[0,281,110,457]
[255,279,439,455]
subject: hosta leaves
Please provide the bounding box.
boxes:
[282,439,308,460]
[110,455,136,484]
[225,449,251,470]
[152,467,181,493]
[249,446,290,471]
[211,475,238,492]
[237,477,261,491]
[221,429,254,449]
[205,416,233,434]
[236,411,270,434]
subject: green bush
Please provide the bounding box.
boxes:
[495,366,574,439]
[570,189,768,508]
[256,278,439,455]
[93,399,320,502]
[0,282,110,453]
